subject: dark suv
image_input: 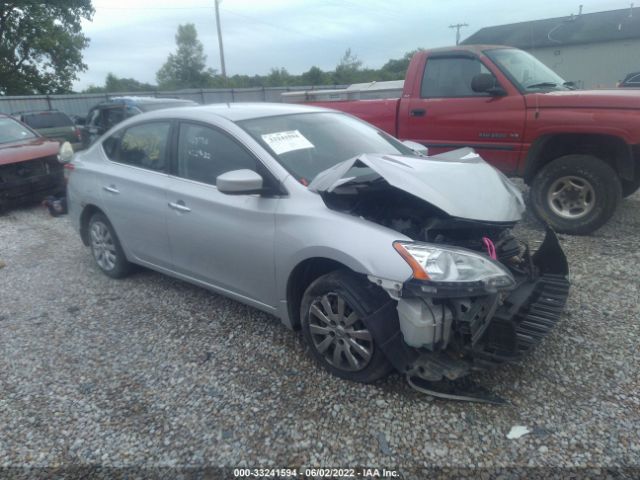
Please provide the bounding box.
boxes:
[13,110,82,151]
[80,96,197,148]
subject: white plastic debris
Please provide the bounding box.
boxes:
[506,426,531,439]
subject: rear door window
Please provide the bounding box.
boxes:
[22,112,73,129]
[176,122,257,185]
[110,122,171,172]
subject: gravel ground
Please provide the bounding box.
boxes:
[0,189,639,477]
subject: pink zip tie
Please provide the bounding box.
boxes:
[482,237,497,260]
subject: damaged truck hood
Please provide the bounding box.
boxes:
[308,148,525,223]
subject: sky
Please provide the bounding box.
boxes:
[76,0,630,90]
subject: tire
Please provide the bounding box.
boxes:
[529,155,622,235]
[88,212,132,278]
[621,175,640,198]
[300,270,393,383]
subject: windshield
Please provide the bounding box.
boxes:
[238,112,415,183]
[0,117,37,144]
[485,48,570,92]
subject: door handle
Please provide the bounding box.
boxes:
[168,201,191,213]
[410,108,426,117]
[103,185,119,194]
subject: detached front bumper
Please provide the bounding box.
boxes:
[362,229,570,383]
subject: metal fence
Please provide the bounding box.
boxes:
[0,85,346,117]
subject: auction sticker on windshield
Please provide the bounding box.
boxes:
[261,130,314,155]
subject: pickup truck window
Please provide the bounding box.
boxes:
[238,112,414,184]
[485,48,569,92]
[421,57,491,98]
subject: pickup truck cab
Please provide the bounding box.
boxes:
[294,45,640,234]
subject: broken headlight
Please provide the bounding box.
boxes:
[393,241,515,289]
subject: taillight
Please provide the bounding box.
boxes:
[75,127,81,141]
[63,163,75,171]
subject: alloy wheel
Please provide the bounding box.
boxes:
[90,221,117,271]
[308,293,374,372]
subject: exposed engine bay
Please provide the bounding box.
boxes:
[313,151,570,403]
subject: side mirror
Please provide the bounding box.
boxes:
[217,169,264,195]
[402,140,429,156]
[57,141,74,164]
[471,73,506,96]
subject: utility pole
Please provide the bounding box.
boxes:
[449,23,469,45]
[214,0,227,77]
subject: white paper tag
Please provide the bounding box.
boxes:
[261,130,314,155]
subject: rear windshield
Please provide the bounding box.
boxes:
[139,101,196,112]
[0,117,37,144]
[22,112,73,129]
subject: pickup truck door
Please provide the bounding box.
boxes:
[398,53,526,174]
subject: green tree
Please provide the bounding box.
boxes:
[379,49,422,80]
[0,1,94,95]
[265,67,292,87]
[301,66,329,86]
[105,73,156,92]
[333,48,363,84]
[156,23,215,90]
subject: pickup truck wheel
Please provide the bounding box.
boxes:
[88,213,132,278]
[529,155,621,235]
[621,176,640,198]
[300,271,393,383]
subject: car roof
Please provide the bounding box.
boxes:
[97,96,197,107]
[138,102,332,123]
[11,109,66,116]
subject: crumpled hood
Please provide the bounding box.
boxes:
[525,89,640,109]
[308,148,525,223]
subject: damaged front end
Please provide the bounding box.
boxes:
[379,227,569,403]
[311,149,570,403]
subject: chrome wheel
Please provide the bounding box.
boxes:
[547,175,596,219]
[308,293,374,372]
[90,221,117,271]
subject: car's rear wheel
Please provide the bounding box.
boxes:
[529,155,621,235]
[89,213,132,278]
[300,271,393,383]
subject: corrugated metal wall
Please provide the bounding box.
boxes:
[0,86,345,116]
[529,39,640,89]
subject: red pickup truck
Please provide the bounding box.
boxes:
[296,45,640,235]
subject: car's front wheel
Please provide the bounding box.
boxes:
[529,155,622,235]
[300,271,393,383]
[88,212,132,278]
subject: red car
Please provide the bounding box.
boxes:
[0,114,66,210]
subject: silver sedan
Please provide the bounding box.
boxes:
[67,103,569,402]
